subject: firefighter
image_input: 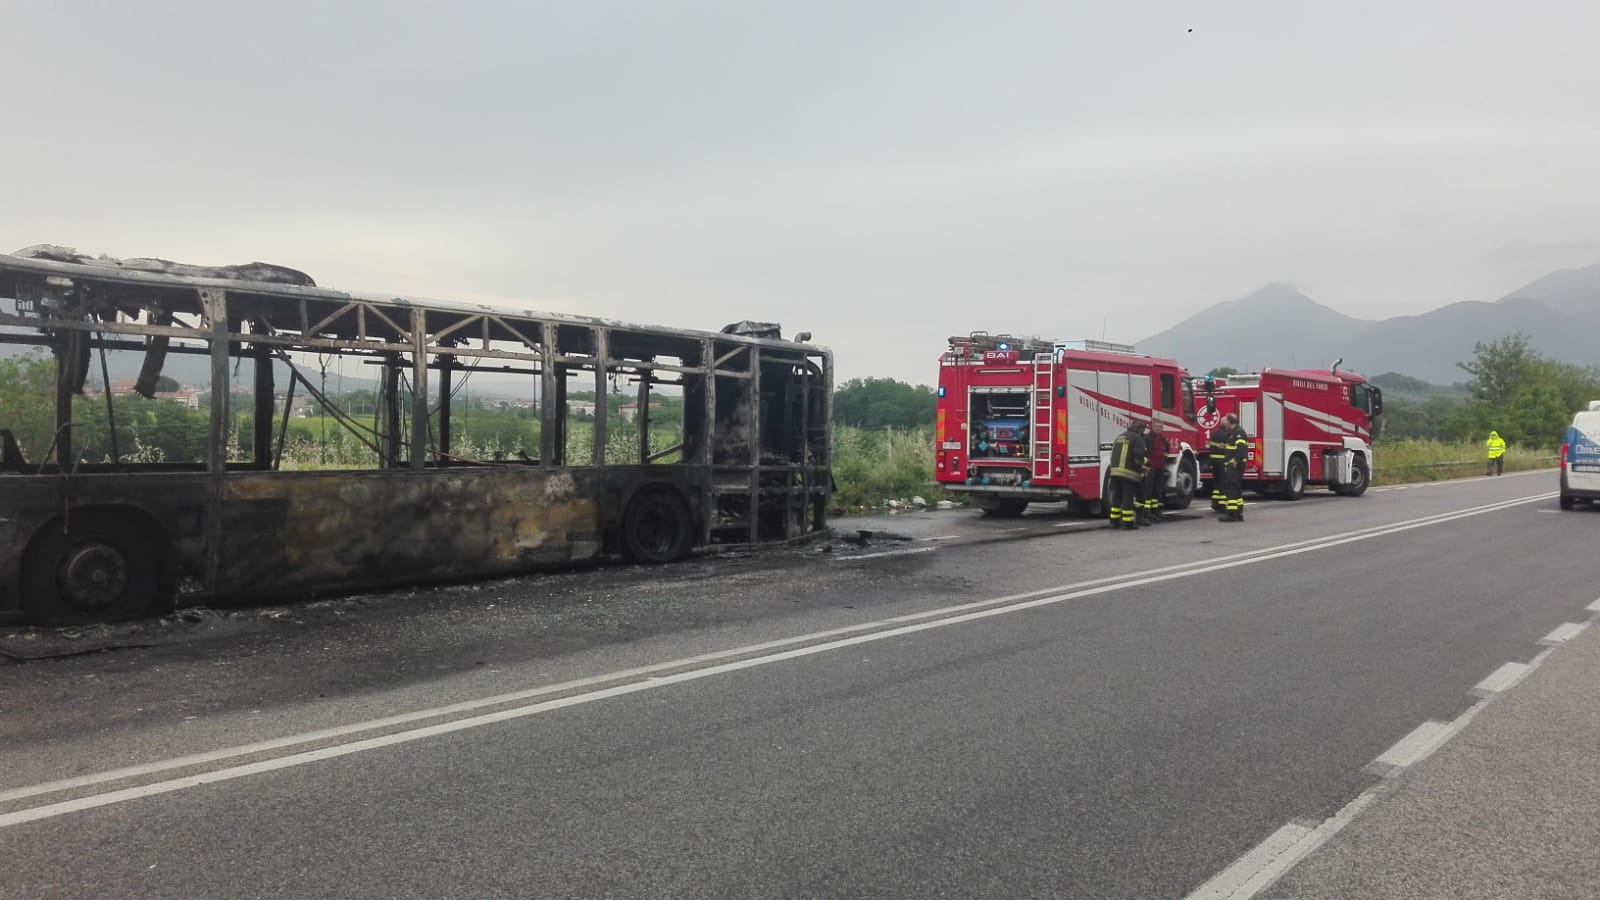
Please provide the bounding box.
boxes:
[1207,418,1230,512]
[1138,421,1168,524]
[1217,413,1249,522]
[1485,430,1506,476]
[1107,419,1147,531]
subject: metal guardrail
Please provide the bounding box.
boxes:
[1381,456,1558,472]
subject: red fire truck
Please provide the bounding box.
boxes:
[934,334,1207,517]
[1191,364,1383,500]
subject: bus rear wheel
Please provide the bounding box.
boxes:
[23,510,163,626]
[622,488,694,563]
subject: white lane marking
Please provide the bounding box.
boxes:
[1368,721,1453,772]
[1190,591,1580,900]
[1185,823,1312,900]
[1184,791,1382,896]
[0,492,1556,824]
[1539,622,1589,645]
[995,526,1027,533]
[1470,662,1531,697]
[834,547,939,562]
[1588,597,1600,613]
[1,511,1476,806]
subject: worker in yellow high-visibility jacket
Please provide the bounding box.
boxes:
[1485,430,1506,476]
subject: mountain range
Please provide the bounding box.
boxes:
[1138,262,1600,384]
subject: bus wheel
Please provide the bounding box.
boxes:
[622,488,693,563]
[23,510,163,626]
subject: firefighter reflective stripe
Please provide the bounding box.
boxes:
[1208,426,1229,460]
[1110,434,1139,481]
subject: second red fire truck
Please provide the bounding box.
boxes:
[933,333,1383,516]
[1192,365,1382,500]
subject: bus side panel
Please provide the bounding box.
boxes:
[214,467,605,596]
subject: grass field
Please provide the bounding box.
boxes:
[1372,439,1557,485]
[828,431,1560,508]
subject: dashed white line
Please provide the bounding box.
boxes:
[1367,720,1454,773]
[1470,662,1531,697]
[1185,823,1312,900]
[1539,622,1589,645]
[1187,592,1587,900]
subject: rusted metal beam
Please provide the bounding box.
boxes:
[747,345,762,543]
[410,308,428,470]
[203,289,230,475]
[438,357,453,463]
[592,329,608,467]
[540,321,559,466]
[252,340,274,466]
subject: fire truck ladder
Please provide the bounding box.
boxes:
[1033,353,1054,480]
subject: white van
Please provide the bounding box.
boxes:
[1559,402,1600,509]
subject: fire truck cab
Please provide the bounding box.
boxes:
[1191,365,1382,500]
[934,333,1205,517]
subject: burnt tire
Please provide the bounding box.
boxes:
[1284,456,1308,501]
[23,510,163,626]
[621,488,694,563]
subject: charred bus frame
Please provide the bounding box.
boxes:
[0,252,832,625]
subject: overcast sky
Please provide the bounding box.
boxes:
[6,1,1598,384]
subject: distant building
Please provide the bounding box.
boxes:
[618,402,663,424]
[156,389,204,409]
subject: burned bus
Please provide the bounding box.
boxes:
[0,246,831,625]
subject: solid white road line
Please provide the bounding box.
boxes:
[0,491,1557,828]
[1539,622,1590,645]
[9,495,1544,806]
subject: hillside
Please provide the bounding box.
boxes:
[1496,261,1600,316]
[1136,282,1375,374]
[1140,264,1600,383]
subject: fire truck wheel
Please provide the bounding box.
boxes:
[1165,455,1199,510]
[1341,455,1370,497]
[1283,456,1308,501]
[22,509,164,626]
[621,487,694,563]
[978,497,1028,518]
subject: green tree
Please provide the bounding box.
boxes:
[1207,367,1240,379]
[0,351,57,461]
[1455,334,1600,447]
[833,378,936,429]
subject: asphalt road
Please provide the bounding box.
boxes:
[1,470,1591,899]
